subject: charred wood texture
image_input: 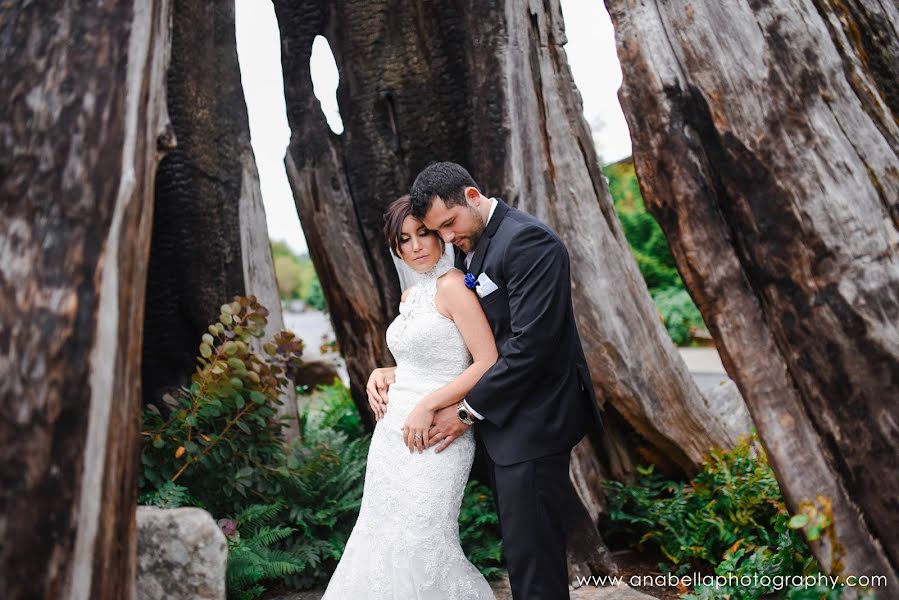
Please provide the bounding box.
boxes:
[274,0,750,576]
[0,1,172,598]
[144,0,298,439]
[607,0,899,590]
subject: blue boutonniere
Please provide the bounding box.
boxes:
[464,272,478,290]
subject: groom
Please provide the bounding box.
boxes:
[413,161,603,598]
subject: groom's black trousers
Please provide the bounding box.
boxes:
[485,449,573,599]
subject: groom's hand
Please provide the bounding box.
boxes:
[428,404,470,453]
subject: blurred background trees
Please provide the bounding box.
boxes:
[271,241,327,312]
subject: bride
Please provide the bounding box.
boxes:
[321,195,497,599]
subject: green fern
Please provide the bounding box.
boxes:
[246,525,294,549]
[601,431,873,598]
[459,481,505,579]
[225,502,307,600]
[138,480,203,509]
[236,502,283,528]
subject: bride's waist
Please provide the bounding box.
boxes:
[390,365,457,398]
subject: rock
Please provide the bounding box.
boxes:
[136,505,228,600]
[703,379,755,441]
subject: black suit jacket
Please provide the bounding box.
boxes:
[457,198,604,466]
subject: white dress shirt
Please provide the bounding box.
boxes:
[461,197,498,421]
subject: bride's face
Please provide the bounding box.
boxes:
[398,215,443,272]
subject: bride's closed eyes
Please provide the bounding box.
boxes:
[399,227,431,244]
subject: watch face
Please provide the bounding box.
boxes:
[459,408,470,420]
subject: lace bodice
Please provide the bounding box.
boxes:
[385,260,473,387]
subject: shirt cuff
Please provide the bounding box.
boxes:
[463,398,485,420]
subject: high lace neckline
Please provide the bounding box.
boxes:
[407,250,455,285]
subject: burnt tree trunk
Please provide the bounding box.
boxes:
[144,0,299,440]
[607,0,898,591]
[272,0,750,470]
[0,2,172,598]
[275,0,751,576]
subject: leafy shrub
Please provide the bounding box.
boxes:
[141,389,369,598]
[651,287,706,347]
[303,379,364,439]
[459,480,505,580]
[140,479,202,509]
[140,295,303,518]
[271,434,369,592]
[601,431,875,598]
[604,159,708,345]
[603,432,790,567]
[139,296,369,597]
[139,297,503,595]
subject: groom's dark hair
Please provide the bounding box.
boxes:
[410,162,480,219]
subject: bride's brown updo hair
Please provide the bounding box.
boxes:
[383,194,444,258]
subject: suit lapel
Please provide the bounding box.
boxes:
[468,198,510,276]
[467,233,491,277]
[453,245,466,271]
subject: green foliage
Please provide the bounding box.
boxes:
[140,295,304,518]
[305,276,326,312]
[603,432,791,567]
[139,479,203,509]
[302,379,364,438]
[140,296,370,596]
[651,287,705,346]
[271,240,327,311]
[223,502,307,600]
[604,159,642,210]
[139,297,506,594]
[270,434,369,591]
[601,431,872,599]
[459,480,505,580]
[603,159,707,345]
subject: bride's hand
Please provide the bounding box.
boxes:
[367,367,395,420]
[402,401,436,453]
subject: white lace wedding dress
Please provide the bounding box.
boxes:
[322,255,494,599]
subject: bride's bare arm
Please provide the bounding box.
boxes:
[402,270,497,451]
[427,270,498,410]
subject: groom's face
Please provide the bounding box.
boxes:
[422,194,486,255]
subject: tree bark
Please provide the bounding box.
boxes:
[273,0,750,470]
[606,0,899,591]
[144,0,299,440]
[0,2,172,598]
[274,1,395,433]
[275,0,751,575]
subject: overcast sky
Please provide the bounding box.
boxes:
[235,0,631,256]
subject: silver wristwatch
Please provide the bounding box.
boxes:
[457,400,475,425]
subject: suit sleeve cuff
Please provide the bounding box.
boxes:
[463,398,485,420]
